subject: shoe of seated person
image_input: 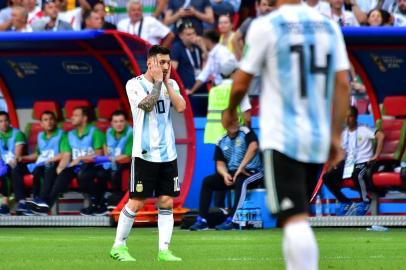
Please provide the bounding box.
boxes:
[336,202,352,216]
[80,205,97,216]
[356,201,370,216]
[0,204,10,216]
[189,216,209,231]
[26,198,49,213]
[215,217,238,230]
[15,201,35,216]
[94,204,109,216]
[345,202,358,216]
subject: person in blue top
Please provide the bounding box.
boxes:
[190,122,264,231]
[28,106,107,216]
[101,110,133,209]
[25,111,70,214]
[0,111,31,216]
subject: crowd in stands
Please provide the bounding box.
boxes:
[0,0,403,114]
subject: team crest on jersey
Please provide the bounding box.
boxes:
[235,138,242,147]
[136,181,143,192]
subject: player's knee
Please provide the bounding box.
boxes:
[158,196,173,209]
[127,198,144,212]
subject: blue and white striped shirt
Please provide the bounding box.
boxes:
[126,75,180,162]
[240,3,350,163]
[215,127,262,172]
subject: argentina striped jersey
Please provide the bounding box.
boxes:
[240,3,350,163]
[126,75,180,162]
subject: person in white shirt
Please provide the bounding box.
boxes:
[323,106,385,216]
[117,0,175,47]
[187,29,237,95]
[393,0,406,26]
[345,0,379,24]
[0,0,23,30]
[9,6,32,31]
[110,45,186,262]
[55,0,91,30]
[22,0,42,26]
[328,0,359,26]
[222,1,351,269]
[305,0,331,15]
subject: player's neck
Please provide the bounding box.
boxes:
[348,124,357,131]
[306,0,318,7]
[277,0,301,7]
[332,7,342,16]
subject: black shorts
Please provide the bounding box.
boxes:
[129,157,180,198]
[262,149,323,219]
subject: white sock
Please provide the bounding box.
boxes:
[113,204,136,248]
[158,208,174,251]
[283,220,318,270]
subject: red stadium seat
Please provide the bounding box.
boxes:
[96,99,123,132]
[63,99,92,119]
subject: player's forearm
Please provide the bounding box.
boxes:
[352,5,367,24]
[373,131,385,158]
[138,80,162,112]
[166,82,186,112]
[331,71,350,139]
[195,9,214,24]
[229,70,252,111]
[161,32,175,48]
[216,161,229,176]
[239,142,258,170]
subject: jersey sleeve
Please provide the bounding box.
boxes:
[124,133,133,156]
[92,128,105,150]
[59,133,71,153]
[239,94,252,112]
[239,18,271,75]
[126,78,144,108]
[15,130,26,145]
[170,79,181,95]
[214,145,226,162]
[332,22,350,72]
[196,53,213,83]
[244,129,258,145]
[150,17,171,39]
[364,126,376,140]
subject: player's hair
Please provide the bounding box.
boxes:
[147,45,171,58]
[74,106,95,123]
[203,30,220,44]
[110,110,127,121]
[40,110,57,121]
[255,0,276,5]
[0,111,9,120]
[349,106,358,118]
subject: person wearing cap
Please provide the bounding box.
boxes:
[204,57,251,144]
[186,29,236,95]
[31,0,73,31]
[190,117,263,231]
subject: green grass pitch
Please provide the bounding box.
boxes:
[1,227,406,270]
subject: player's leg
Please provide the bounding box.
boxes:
[111,157,156,261]
[156,160,181,261]
[263,149,320,270]
[190,173,229,230]
[215,170,264,230]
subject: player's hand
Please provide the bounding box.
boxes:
[222,108,239,134]
[328,135,344,170]
[185,7,196,17]
[233,167,250,182]
[223,173,233,186]
[177,8,188,18]
[186,89,194,95]
[151,57,163,82]
[164,64,171,85]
